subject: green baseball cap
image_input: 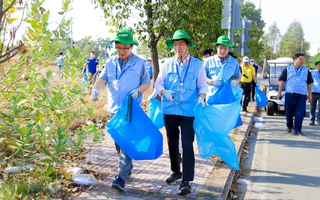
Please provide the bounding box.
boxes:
[213,35,235,48]
[314,59,320,66]
[110,29,139,46]
[165,29,196,49]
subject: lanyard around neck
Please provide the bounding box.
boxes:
[116,54,133,80]
[175,56,191,84]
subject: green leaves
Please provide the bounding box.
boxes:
[0,1,101,198]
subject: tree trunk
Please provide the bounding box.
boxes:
[146,0,160,86]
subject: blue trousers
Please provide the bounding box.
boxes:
[115,143,133,180]
[310,93,320,121]
[110,113,133,181]
[285,94,307,132]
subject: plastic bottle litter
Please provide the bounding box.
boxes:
[86,120,94,125]
[64,167,98,186]
[254,122,265,129]
[253,117,264,122]
[86,151,97,164]
[3,166,21,174]
[243,149,249,154]
[65,167,82,179]
[72,174,98,186]
[237,178,251,184]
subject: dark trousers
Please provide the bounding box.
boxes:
[310,93,320,121]
[251,80,256,100]
[285,93,306,132]
[241,82,252,111]
[164,114,195,182]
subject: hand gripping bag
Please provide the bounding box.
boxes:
[106,95,163,160]
[255,86,268,107]
[194,103,239,170]
[147,97,164,129]
[208,82,242,128]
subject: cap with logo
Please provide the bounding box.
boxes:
[212,35,235,48]
[165,29,196,49]
[243,56,250,63]
[110,29,139,46]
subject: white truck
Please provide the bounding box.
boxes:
[265,57,293,115]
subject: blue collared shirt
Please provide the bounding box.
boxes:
[155,54,207,117]
[311,69,320,93]
[99,54,151,114]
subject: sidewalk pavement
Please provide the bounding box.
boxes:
[73,103,256,200]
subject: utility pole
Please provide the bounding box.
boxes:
[221,0,242,52]
[236,16,251,57]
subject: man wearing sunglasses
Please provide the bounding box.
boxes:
[90,29,151,191]
[155,29,207,196]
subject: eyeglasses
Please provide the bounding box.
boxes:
[115,46,131,51]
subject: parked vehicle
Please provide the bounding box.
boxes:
[265,57,293,115]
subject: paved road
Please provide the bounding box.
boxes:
[236,108,320,200]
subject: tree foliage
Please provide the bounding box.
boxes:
[235,0,265,64]
[261,21,282,60]
[278,20,310,58]
[0,0,101,198]
[92,0,224,82]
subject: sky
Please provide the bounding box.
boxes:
[42,0,112,41]
[250,0,320,56]
[40,0,319,56]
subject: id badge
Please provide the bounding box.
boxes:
[113,80,119,90]
[296,76,301,81]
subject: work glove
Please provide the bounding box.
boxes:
[130,89,140,99]
[212,79,223,86]
[91,89,100,101]
[197,97,206,107]
[230,79,237,87]
[163,90,175,101]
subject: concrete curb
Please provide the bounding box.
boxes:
[220,112,254,200]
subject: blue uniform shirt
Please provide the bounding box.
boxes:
[311,69,320,93]
[99,54,150,114]
[204,55,241,99]
[146,61,153,78]
[279,65,313,95]
[56,56,64,67]
[155,54,207,117]
[87,58,99,74]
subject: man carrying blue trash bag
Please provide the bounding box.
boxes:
[90,29,163,192]
[196,35,243,170]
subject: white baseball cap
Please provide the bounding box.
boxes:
[243,56,249,63]
[250,58,254,63]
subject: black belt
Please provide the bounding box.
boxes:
[312,92,320,95]
[286,93,306,97]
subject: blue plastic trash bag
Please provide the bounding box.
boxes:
[148,98,164,129]
[106,95,163,160]
[232,84,243,128]
[194,104,239,170]
[82,72,88,85]
[232,84,243,104]
[255,86,268,107]
[207,81,236,105]
[207,82,242,128]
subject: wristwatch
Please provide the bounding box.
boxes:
[137,89,141,96]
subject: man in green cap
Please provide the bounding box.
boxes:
[204,35,241,104]
[90,29,151,191]
[309,59,320,125]
[155,29,207,195]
